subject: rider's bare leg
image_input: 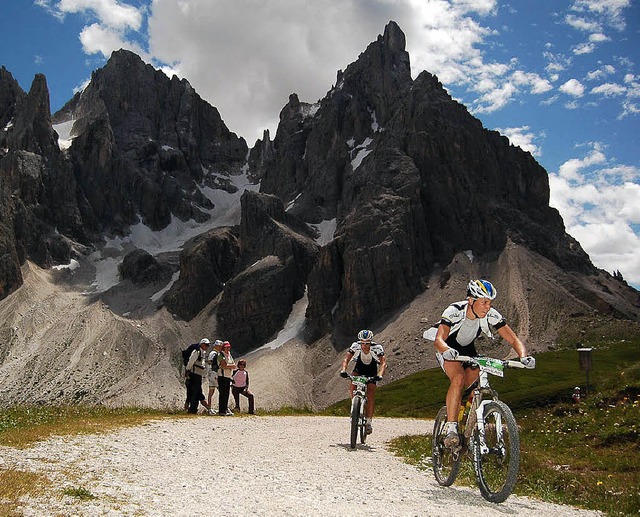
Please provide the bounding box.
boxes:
[365,383,376,419]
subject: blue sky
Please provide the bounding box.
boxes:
[1,0,639,287]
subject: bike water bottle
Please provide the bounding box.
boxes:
[458,404,466,433]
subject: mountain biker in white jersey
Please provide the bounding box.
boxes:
[340,329,387,435]
[426,279,535,447]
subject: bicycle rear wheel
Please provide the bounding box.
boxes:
[472,400,520,503]
[350,396,362,449]
[432,405,461,486]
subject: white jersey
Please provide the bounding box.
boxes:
[440,300,506,348]
[348,341,385,364]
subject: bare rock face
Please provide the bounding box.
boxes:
[258,21,604,337]
[164,190,320,351]
[0,66,26,154]
[119,249,173,284]
[163,227,240,320]
[0,227,22,299]
[0,50,250,302]
[59,49,249,236]
[217,255,304,354]
[0,72,84,276]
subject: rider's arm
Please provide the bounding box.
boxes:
[377,354,387,377]
[341,351,354,371]
[434,324,452,353]
[497,325,527,357]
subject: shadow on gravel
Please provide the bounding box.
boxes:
[333,443,377,452]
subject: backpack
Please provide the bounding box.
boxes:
[210,352,220,372]
[182,343,200,367]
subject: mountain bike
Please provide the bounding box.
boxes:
[346,374,373,449]
[432,355,531,503]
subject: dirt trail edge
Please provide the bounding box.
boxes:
[1,416,601,516]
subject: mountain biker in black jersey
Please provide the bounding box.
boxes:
[425,280,535,447]
[340,330,387,435]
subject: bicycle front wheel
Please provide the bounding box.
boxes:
[359,399,367,444]
[350,396,362,449]
[472,400,520,503]
[432,405,461,486]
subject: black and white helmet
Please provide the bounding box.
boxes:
[467,279,497,300]
[357,329,374,342]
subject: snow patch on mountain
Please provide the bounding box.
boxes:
[254,289,308,351]
[86,170,259,292]
[53,119,75,150]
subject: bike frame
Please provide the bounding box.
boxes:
[459,356,524,453]
[350,375,368,417]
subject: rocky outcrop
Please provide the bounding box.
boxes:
[0,73,84,275]
[119,249,173,284]
[216,255,305,353]
[0,224,21,299]
[217,192,319,350]
[163,227,240,320]
[0,67,26,154]
[259,21,599,337]
[59,49,249,237]
[247,129,275,183]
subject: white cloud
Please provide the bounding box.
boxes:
[39,0,149,63]
[590,82,626,96]
[50,0,143,30]
[570,0,630,31]
[550,144,640,285]
[559,78,585,97]
[510,71,553,94]
[473,82,517,113]
[586,64,616,80]
[79,23,147,59]
[557,145,606,182]
[543,51,572,74]
[573,42,595,55]
[565,14,601,32]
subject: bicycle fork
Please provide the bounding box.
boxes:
[474,400,504,455]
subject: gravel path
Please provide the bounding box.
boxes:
[1,416,601,516]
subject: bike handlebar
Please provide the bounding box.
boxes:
[454,355,527,369]
[345,374,377,382]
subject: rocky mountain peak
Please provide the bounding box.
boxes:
[0,67,26,140]
[7,74,58,155]
[56,48,249,236]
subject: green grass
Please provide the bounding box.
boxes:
[382,339,640,516]
[0,405,185,448]
[63,486,97,500]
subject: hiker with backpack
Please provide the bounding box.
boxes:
[184,338,215,414]
[207,340,224,410]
